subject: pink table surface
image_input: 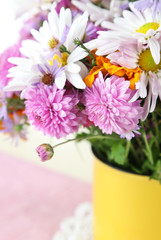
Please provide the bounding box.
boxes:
[0,151,92,240]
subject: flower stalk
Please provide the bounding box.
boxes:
[53,135,120,149]
[141,121,154,165]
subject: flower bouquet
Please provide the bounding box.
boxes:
[1,0,161,239]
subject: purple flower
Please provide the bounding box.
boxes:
[82,72,143,139]
[36,143,54,161]
[83,22,102,42]
[24,83,81,138]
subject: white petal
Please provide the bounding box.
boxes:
[77,61,88,79]
[40,20,52,40]
[31,29,45,44]
[137,72,147,98]
[150,94,157,112]
[64,8,72,27]
[65,11,88,52]
[4,81,26,92]
[66,63,81,73]
[55,72,66,89]
[85,40,97,51]
[96,42,119,56]
[20,39,43,58]
[48,9,59,39]
[8,57,31,65]
[66,72,86,89]
[148,38,160,65]
[59,8,72,40]
[67,46,88,63]
[141,90,151,120]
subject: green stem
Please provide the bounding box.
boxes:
[135,136,145,162]
[53,135,119,149]
[141,121,154,165]
[130,143,138,160]
[152,112,160,150]
[124,140,131,164]
[74,39,96,65]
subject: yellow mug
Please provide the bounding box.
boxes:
[93,156,161,240]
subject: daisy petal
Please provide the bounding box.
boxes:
[67,46,88,63]
[66,63,81,73]
[55,71,66,89]
[77,61,88,79]
[65,11,88,52]
[4,81,27,92]
[66,72,86,89]
[148,37,160,65]
[48,9,59,39]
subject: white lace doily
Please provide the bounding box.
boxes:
[52,202,93,240]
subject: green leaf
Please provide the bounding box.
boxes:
[150,160,161,183]
[110,142,126,165]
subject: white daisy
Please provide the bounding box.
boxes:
[29,7,72,56]
[4,56,66,92]
[108,42,161,120]
[96,3,161,64]
[24,7,89,57]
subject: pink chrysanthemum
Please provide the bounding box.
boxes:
[24,83,81,138]
[82,72,143,139]
[0,42,22,87]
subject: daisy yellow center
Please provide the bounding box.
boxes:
[52,53,69,67]
[48,37,59,49]
[138,49,161,72]
[136,22,159,34]
[42,73,54,85]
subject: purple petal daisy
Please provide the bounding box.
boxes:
[82,72,143,139]
[24,83,81,138]
[38,58,66,89]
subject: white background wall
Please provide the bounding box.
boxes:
[0,0,93,182]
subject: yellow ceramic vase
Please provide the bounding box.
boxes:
[93,156,161,240]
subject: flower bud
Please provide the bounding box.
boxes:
[36,143,54,162]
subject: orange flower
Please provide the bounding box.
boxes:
[84,56,142,90]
